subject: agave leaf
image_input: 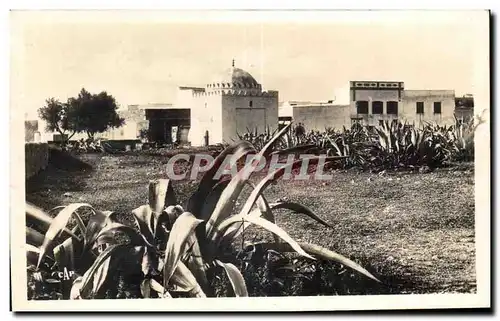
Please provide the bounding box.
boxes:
[205,124,296,238]
[94,234,120,249]
[26,244,42,266]
[72,211,87,236]
[84,210,115,251]
[162,212,203,286]
[131,205,155,245]
[91,256,111,297]
[269,201,333,228]
[96,221,147,248]
[36,203,94,269]
[203,172,250,238]
[140,279,151,298]
[269,144,318,156]
[219,208,261,248]
[53,237,81,272]
[217,180,278,249]
[186,141,256,217]
[199,179,232,222]
[246,181,276,224]
[153,214,171,249]
[244,181,279,242]
[140,246,157,276]
[26,244,41,254]
[149,179,177,219]
[214,259,248,297]
[259,122,293,158]
[327,136,343,157]
[251,184,279,243]
[78,244,131,299]
[192,179,232,263]
[162,205,184,231]
[252,242,380,283]
[215,214,314,260]
[150,278,165,295]
[70,276,84,300]
[26,203,78,238]
[169,261,206,298]
[26,226,45,248]
[184,243,209,294]
[236,156,341,221]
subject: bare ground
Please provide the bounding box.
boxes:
[26,152,476,295]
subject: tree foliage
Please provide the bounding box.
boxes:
[68,88,125,139]
[38,88,125,142]
[38,98,78,144]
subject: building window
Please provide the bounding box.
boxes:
[387,101,398,115]
[356,101,368,114]
[205,103,207,108]
[416,102,424,114]
[372,101,383,114]
[434,102,442,114]
[249,100,253,107]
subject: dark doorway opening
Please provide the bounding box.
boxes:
[145,109,191,144]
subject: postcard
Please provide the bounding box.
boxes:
[11,9,491,312]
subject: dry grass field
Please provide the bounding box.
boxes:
[26,151,476,296]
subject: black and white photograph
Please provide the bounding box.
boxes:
[10,9,491,312]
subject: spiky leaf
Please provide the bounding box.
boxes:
[250,242,380,283]
[215,259,248,297]
[36,203,93,269]
[269,201,333,228]
[215,214,315,260]
[162,212,203,286]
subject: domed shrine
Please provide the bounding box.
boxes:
[179,60,279,146]
[106,60,279,147]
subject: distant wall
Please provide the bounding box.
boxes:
[222,93,279,144]
[401,90,456,127]
[25,143,49,179]
[292,105,350,131]
[25,120,39,142]
[100,105,148,140]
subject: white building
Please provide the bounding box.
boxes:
[281,80,472,132]
[102,61,280,146]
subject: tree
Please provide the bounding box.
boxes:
[38,98,77,145]
[68,88,125,139]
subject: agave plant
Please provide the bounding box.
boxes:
[449,114,482,162]
[25,202,135,299]
[26,123,380,300]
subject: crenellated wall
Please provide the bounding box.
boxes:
[188,87,278,145]
[193,89,278,98]
[188,93,223,146]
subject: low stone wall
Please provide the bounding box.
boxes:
[25,143,49,179]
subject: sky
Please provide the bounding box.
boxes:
[10,10,489,120]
